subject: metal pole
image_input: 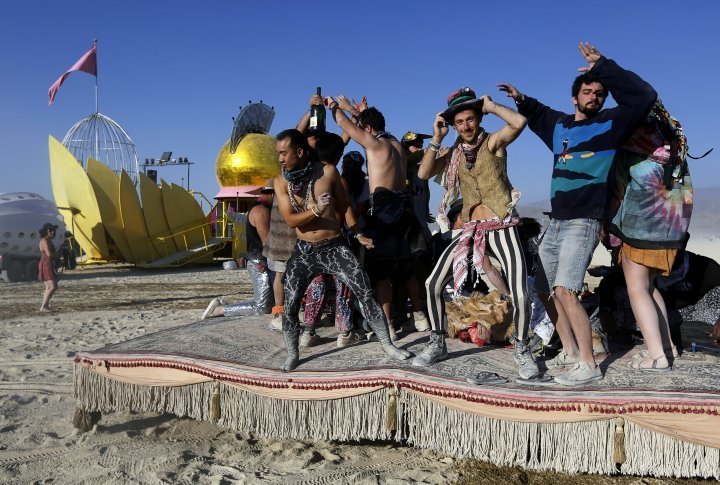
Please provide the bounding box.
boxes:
[93,39,99,161]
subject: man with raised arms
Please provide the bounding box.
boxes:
[500,43,657,385]
[273,129,412,371]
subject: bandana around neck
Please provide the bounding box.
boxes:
[436,130,486,231]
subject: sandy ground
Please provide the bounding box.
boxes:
[0,258,716,484]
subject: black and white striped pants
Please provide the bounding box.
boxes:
[425,225,530,340]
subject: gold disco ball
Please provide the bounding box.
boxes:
[215,133,280,187]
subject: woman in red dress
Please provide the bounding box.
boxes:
[38,223,58,312]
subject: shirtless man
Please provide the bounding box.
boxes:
[327,98,429,337]
[273,129,412,371]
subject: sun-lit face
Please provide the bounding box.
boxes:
[276,138,304,171]
[453,109,482,143]
[573,82,607,119]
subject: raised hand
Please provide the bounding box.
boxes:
[497,83,523,102]
[309,93,323,107]
[357,235,374,249]
[350,96,368,113]
[335,95,354,112]
[433,112,449,139]
[578,42,602,72]
[479,94,495,114]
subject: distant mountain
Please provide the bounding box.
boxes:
[517,186,720,237]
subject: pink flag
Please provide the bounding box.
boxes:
[48,45,97,106]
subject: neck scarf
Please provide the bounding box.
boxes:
[436,131,486,231]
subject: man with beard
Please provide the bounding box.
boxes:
[500,42,657,385]
[273,129,411,371]
[414,87,537,381]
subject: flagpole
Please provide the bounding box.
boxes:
[94,39,98,114]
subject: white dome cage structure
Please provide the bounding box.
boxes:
[61,112,139,179]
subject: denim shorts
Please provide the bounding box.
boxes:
[534,218,601,294]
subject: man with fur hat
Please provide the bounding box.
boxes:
[415,86,538,381]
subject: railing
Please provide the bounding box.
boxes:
[154,219,216,255]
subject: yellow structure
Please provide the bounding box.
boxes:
[48,136,219,267]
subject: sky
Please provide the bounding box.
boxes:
[1,0,718,214]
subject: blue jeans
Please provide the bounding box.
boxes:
[534,218,601,295]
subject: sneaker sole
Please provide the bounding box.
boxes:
[553,374,603,386]
[411,354,448,367]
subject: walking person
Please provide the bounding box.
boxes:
[38,222,59,312]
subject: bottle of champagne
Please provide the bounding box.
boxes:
[308,86,326,134]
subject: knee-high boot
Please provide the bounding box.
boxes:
[282,328,301,371]
[366,319,412,361]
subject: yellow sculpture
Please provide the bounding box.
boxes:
[215,133,280,188]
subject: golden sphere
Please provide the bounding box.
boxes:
[215,133,280,187]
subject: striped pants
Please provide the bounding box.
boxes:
[425,225,530,340]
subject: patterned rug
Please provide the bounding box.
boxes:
[82,314,720,396]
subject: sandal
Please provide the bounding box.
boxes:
[635,345,679,360]
[466,371,508,385]
[629,354,671,372]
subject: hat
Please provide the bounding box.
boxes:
[260,178,274,194]
[39,222,58,235]
[401,131,432,145]
[342,151,365,165]
[446,198,464,222]
[441,87,484,123]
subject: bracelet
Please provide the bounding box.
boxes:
[353,233,365,239]
[311,206,321,217]
[428,141,441,152]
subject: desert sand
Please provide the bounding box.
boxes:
[1,243,717,483]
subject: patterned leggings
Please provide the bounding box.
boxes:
[425,226,530,340]
[304,275,353,332]
[283,237,384,331]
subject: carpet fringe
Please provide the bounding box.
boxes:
[622,420,720,479]
[74,366,720,478]
[401,389,617,475]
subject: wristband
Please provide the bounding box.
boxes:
[428,141,441,152]
[353,233,365,239]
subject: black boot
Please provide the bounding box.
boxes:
[366,319,412,360]
[282,329,300,371]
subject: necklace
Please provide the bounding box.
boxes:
[288,176,315,213]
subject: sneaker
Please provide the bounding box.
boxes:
[514,338,540,379]
[553,362,602,386]
[201,298,223,320]
[412,332,448,367]
[299,331,321,347]
[337,332,362,348]
[269,312,283,331]
[546,350,580,369]
[413,311,430,332]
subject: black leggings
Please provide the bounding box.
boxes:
[282,237,385,331]
[425,226,530,340]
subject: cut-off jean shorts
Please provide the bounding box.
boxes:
[534,218,601,295]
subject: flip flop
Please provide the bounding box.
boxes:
[466,372,508,385]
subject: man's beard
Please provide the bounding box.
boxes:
[578,102,601,117]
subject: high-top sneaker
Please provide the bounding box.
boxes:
[412,332,448,367]
[514,337,540,379]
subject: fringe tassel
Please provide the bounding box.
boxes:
[613,417,626,464]
[219,384,395,442]
[621,420,720,479]
[210,381,221,421]
[386,387,398,431]
[74,365,215,421]
[402,389,617,475]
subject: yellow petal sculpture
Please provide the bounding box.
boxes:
[48,136,111,261]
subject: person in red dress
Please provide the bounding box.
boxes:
[38,223,58,312]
